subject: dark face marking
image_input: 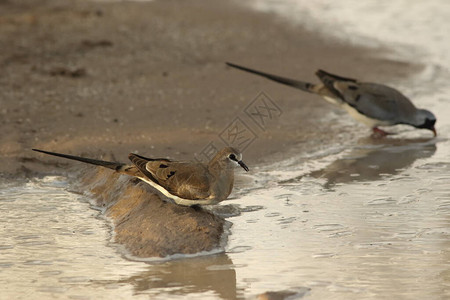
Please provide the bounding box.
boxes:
[348,85,358,91]
[355,94,361,102]
[159,164,168,168]
[418,118,436,130]
[413,117,437,136]
[167,171,176,179]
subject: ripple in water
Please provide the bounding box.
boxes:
[0,177,148,299]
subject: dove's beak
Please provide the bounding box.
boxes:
[238,160,249,172]
[431,127,437,137]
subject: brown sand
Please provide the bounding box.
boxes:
[0,0,420,257]
[0,0,420,176]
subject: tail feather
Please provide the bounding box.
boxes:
[226,62,315,93]
[32,148,125,171]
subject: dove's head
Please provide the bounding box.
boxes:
[210,147,249,172]
[415,109,437,136]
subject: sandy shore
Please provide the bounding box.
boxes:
[0,0,420,177]
[0,0,422,258]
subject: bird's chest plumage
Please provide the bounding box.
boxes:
[209,169,234,201]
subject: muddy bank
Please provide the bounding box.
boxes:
[79,166,226,258]
[0,0,420,177]
[0,0,420,258]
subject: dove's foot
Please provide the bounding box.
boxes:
[371,127,391,138]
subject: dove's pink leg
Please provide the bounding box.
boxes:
[371,127,390,138]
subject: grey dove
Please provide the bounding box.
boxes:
[226,62,436,137]
[32,147,249,206]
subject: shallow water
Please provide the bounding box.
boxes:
[2,1,450,299]
[2,138,449,299]
[0,177,149,300]
[226,136,450,299]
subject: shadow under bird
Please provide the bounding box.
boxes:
[226,62,436,137]
[32,147,249,206]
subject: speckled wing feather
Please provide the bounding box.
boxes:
[315,69,357,101]
[316,70,417,123]
[128,153,165,185]
[128,153,211,200]
[316,69,357,83]
[342,83,417,122]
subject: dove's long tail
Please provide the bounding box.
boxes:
[226,62,315,93]
[32,148,125,171]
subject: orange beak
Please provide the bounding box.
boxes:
[432,127,437,137]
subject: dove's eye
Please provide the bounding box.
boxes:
[229,154,236,161]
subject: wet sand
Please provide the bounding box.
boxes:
[0,0,426,260]
[0,0,422,259]
[0,0,420,177]
[1,1,447,298]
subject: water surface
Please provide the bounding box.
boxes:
[2,1,450,299]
